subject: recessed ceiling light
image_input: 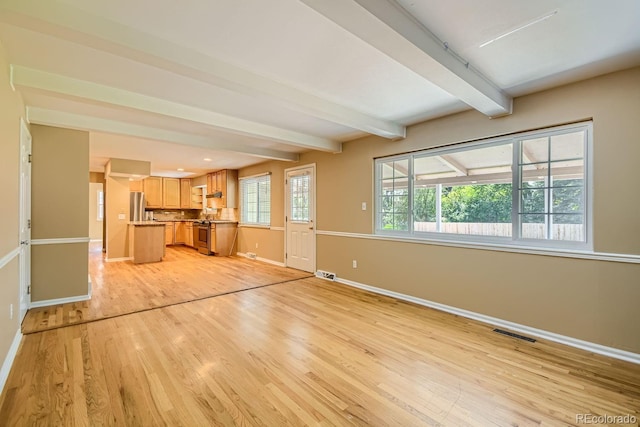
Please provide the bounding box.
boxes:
[204,158,212,162]
[177,168,184,171]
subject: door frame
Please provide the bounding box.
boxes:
[284,163,316,273]
[19,118,32,321]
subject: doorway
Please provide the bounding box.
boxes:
[285,164,316,273]
[19,118,31,321]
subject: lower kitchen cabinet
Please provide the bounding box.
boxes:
[175,221,186,244]
[209,223,237,255]
[185,222,193,247]
[163,222,174,246]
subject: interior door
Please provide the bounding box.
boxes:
[19,119,32,321]
[285,165,315,272]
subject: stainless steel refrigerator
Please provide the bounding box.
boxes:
[130,192,146,221]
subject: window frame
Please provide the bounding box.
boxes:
[374,122,593,251]
[239,173,271,227]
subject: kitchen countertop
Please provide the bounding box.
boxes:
[129,221,167,226]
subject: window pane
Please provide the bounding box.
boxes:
[518,128,586,242]
[521,214,547,239]
[441,183,512,236]
[241,176,270,225]
[289,174,309,221]
[521,137,548,164]
[377,158,410,232]
[551,131,584,161]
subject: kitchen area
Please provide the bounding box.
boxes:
[108,158,240,264]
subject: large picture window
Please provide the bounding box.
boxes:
[375,122,592,250]
[240,174,271,226]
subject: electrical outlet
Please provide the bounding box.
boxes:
[352,260,357,268]
[9,304,13,320]
[255,243,259,249]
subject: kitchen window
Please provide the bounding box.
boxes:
[240,173,271,226]
[375,122,592,251]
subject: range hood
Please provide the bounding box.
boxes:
[206,191,223,198]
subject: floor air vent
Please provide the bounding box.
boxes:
[493,329,537,343]
[315,270,336,281]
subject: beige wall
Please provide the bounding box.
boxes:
[30,125,90,302]
[105,173,131,259]
[240,67,640,354]
[31,243,89,301]
[89,182,103,240]
[237,162,288,261]
[0,40,26,383]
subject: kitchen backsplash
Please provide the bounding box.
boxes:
[148,208,238,221]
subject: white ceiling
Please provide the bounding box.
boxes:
[0,0,638,177]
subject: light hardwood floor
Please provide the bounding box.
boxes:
[3,247,639,425]
[22,243,311,334]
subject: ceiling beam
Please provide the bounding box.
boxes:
[26,107,300,162]
[436,155,468,176]
[299,0,512,117]
[13,66,340,153]
[0,0,405,139]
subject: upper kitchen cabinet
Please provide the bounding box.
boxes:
[207,169,238,209]
[163,178,181,209]
[180,179,191,209]
[144,176,163,208]
[129,180,144,192]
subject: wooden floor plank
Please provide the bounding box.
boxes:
[22,243,311,334]
[2,250,639,425]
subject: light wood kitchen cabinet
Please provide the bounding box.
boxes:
[207,173,214,195]
[207,169,238,209]
[209,222,237,255]
[144,177,163,208]
[180,179,191,209]
[174,221,186,244]
[129,180,144,192]
[163,178,181,209]
[185,222,193,247]
[191,187,203,210]
[163,222,174,246]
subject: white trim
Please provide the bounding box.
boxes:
[238,224,270,229]
[270,226,285,232]
[334,276,640,365]
[89,239,103,243]
[239,171,272,181]
[30,293,91,309]
[316,230,640,264]
[0,329,22,395]
[0,248,20,270]
[237,252,285,267]
[105,257,133,263]
[284,163,317,272]
[31,237,91,245]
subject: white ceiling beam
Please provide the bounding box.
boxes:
[13,66,339,153]
[437,155,468,176]
[299,0,512,117]
[26,107,300,162]
[0,0,405,139]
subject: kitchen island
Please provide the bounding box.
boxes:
[128,222,166,264]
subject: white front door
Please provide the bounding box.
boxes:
[285,165,315,272]
[19,119,32,321]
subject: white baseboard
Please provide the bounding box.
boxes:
[0,329,22,395]
[335,276,640,365]
[237,252,285,267]
[30,293,91,309]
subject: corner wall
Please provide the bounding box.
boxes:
[30,125,89,302]
[0,42,26,392]
[240,67,640,354]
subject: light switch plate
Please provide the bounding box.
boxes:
[361,202,367,211]
[118,213,125,220]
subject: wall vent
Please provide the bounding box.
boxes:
[315,270,336,281]
[493,328,537,343]
[246,252,257,259]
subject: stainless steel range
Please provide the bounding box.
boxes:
[194,220,214,255]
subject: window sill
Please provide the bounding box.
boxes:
[316,230,640,264]
[239,224,271,229]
